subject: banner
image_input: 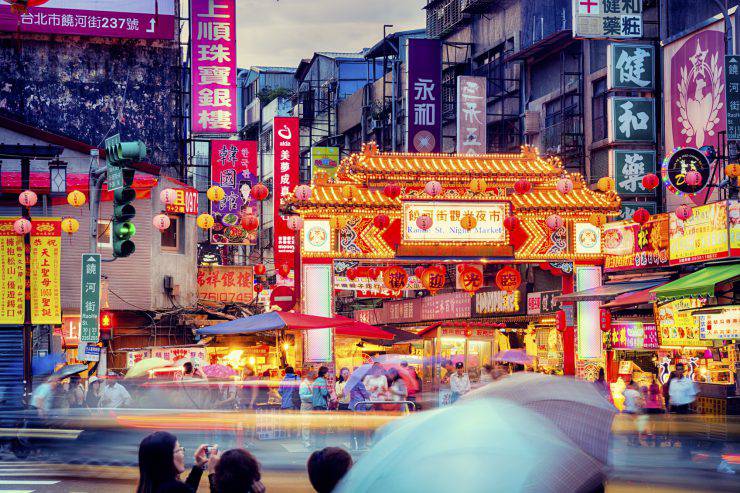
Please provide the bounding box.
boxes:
[165,188,199,215]
[191,0,237,133]
[456,76,487,154]
[310,147,339,181]
[406,38,441,153]
[210,140,258,245]
[30,218,61,325]
[273,117,300,283]
[0,218,25,324]
[603,214,669,272]
[197,266,254,304]
[0,0,176,39]
[79,254,101,343]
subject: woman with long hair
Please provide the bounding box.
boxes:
[136,431,208,493]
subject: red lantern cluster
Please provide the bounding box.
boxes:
[514,179,532,195]
[373,214,390,230]
[632,207,650,225]
[641,173,660,191]
[250,183,269,201]
[458,265,484,295]
[383,184,401,199]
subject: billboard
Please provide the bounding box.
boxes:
[0,0,176,39]
[0,218,25,324]
[209,140,258,245]
[603,215,669,272]
[273,117,300,283]
[310,147,339,181]
[30,218,61,325]
[197,266,254,304]
[406,38,441,153]
[191,0,237,133]
[572,0,642,39]
[669,201,731,265]
[456,76,487,154]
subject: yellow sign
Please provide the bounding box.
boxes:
[30,219,62,325]
[669,201,730,265]
[0,218,26,324]
[655,298,711,347]
[730,200,739,255]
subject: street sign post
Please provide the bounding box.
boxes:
[725,55,740,140]
[80,253,101,343]
[105,134,124,191]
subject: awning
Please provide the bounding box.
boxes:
[333,315,394,340]
[197,312,352,336]
[601,285,661,309]
[556,280,666,303]
[652,264,740,301]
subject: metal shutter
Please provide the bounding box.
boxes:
[0,329,25,410]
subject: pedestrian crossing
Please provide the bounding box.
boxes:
[0,463,59,492]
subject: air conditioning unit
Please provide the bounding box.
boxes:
[524,111,540,135]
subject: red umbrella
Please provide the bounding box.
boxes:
[333,315,395,340]
[380,363,419,392]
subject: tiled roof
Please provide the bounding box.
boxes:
[510,188,621,212]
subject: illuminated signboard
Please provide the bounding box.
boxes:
[698,307,740,340]
[603,215,669,272]
[611,322,659,350]
[655,298,711,347]
[669,201,730,265]
[402,201,507,243]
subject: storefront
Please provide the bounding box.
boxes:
[525,290,562,372]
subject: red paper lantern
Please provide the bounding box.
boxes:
[383,184,401,199]
[458,265,484,295]
[159,188,177,205]
[675,204,693,221]
[424,180,442,196]
[13,218,31,235]
[346,267,358,281]
[286,215,304,231]
[556,310,567,333]
[373,214,390,230]
[367,267,379,280]
[18,190,37,208]
[383,266,409,291]
[413,266,425,279]
[503,216,520,231]
[556,177,573,194]
[152,213,171,232]
[277,263,291,278]
[416,214,433,231]
[253,283,263,294]
[495,266,521,293]
[420,266,446,294]
[514,179,531,195]
[241,214,259,231]
[642,173,660,190]
[294,184,312,201]
[545,214,564,230]
[250,182,269,201]
[632,207,650,225]
[599,309,612,332]
[254,263,266,276]
[685,170,703,186]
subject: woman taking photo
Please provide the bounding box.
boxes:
[137,431,209,493]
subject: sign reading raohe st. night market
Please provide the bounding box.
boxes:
[613,150,656,196]
[725,55,740,140]
[80,254,102,343]
[572,0,642,39]
[608,97,655,142]
[607,44,654,90]
[406,38,441,153]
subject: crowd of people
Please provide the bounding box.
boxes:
[31,371,132,416]
[137,431,353,493]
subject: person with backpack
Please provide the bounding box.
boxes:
[278,366,301,410]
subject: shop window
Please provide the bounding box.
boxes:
[592,78,607,142]
[161,214,183,253]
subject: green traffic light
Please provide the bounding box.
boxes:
[113,221,136,239]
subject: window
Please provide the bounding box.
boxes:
[592,79,607,142]
[97,220,112,249]
[161,215,183,253]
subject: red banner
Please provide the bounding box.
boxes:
[273,117,300,282]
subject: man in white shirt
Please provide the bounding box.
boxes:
[668,363,698,414]
[99,374,132,408]
[449,362,471,403]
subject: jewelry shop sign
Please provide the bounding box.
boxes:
[402,201,507,243]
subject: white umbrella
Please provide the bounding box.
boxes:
[335,399,605,493]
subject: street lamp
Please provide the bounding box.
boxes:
[48,157,67,195]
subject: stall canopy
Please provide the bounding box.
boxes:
[556,280,666,303]
[601,285,661,309]
[197,311,352,336]
[651,263,740,301]
[334,315,395,340]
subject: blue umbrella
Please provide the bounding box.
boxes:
[197,311,352,336]
[32,353,67,376]
[344,363,372,393]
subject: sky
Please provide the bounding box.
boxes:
[235,0,426,68]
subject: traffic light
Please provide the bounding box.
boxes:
[105,134,146,258]
[99,310,113,341]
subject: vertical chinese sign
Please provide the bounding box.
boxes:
[456,76,487,154]
[210,140,258,245]
[80,254,102,343]
[406,38,441,153]
[191,0,237,133]
[0,218,25,324]
[30,219,61,325]
[273,117,300,285]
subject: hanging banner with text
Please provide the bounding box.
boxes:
[406,38,441,153]
[0,218,26,324]
[210,140,258,245]
[456,76,487,154]
[80,254,101,343]
[273,117,300,283]
[30,219,61,325]
[191,0,237,133]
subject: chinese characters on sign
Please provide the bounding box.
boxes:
[0,218,25,324]
[191,0,237,133]
[0,0,176,39]
[456,76,487,154]
[662,147,711,197]
[310,147,340,181]
[609,97,655,142]
[526,291,560,315]
[402,201,507,243]
[474,288,520,315]
[613,150,656,196]
[698,307,740,340]
[197,266,254,303]
[80,254,101,343]
[608,44,654,90]
[611,322,659,350]
[603,215,669,272]
[30,219,61,325]
[210,140,258,245]
[406,38,441,153]
[165,188,199,215]
[669,201,731,265]
[726,56,740,140]
[656,298,711,347]
[273,117,300,284]
[572,0,642,39]
[617,201,657,222]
